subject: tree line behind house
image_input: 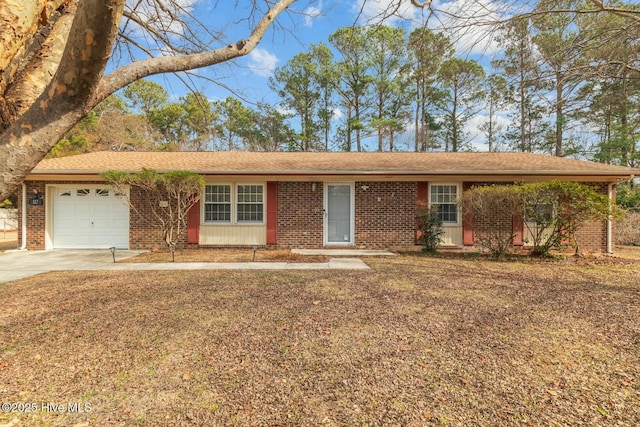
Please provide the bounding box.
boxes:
[52,5,638,169]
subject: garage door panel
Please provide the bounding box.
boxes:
[111,218,129,229]
[75,203,92,215]
[52,186,129,249]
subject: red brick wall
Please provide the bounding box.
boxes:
[17,181,47,250]
[277,181,324,248]
[355,181,417,248]
[128,186,180,250]
[129,187,198,250]
[574,182,609,253]
[277,181,418,249]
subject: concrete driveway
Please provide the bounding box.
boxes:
[0,249,143,284]
[0,249,370,284]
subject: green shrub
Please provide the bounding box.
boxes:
[616,182,640,210]
[416,204,445,253]
[521,181,613,256]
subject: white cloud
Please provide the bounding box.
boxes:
[430,0,512,56]
[276,103,295,116]
[304,1,323,27]
[331,107,344,121]
[126,0,202,39]
[351,0,420,26]
[247,48,279,78]
[352,0,513,56]
[466,112,511,151]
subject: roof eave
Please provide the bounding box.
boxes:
[28,169,638,178]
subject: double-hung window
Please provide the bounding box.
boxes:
[430,184,458,224]
[203,184,264,224]
[204,185,232,223]
[236,185,264,223]
[525,201,554,223]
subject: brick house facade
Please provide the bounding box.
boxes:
[17,152,638,253]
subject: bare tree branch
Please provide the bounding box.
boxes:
[94,0,296,103]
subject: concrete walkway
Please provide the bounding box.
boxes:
[0,249,369,284]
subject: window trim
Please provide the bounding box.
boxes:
[202,183,266,225]
[236,184,265,224]
[203,183,233,224]
[429,183,460,225]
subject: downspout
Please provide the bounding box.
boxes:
[607,183,613,254]
[20,183,27,250]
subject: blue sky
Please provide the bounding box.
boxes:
[127,0,508,103]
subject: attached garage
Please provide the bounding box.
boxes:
[51,186,129,249]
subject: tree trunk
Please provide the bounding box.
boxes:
[488,99,494,152]
[355,99,361,152]
[0,0,296,201]
[519,50,527,152]
[2,2,77,127]
[378,93,383,152]
[0,0,124,201]
[414,93,420,152]
[555,69,563,157]
[451,92,458,152]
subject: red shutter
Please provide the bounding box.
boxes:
[417,181,429,205]
[187,200,200,244]
[512,214,524,246]
[462,182,475,246]
[266,181,278,245]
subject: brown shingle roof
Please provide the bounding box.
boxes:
[31,151,638,177]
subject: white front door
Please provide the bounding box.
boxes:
[52,186,129,249]
[324,183,354,245]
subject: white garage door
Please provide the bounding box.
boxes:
[52,186,129,249]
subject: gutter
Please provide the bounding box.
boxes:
[20,183,27,250]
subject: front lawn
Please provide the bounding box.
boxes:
[123,248,329,263]
[0,255,638,426]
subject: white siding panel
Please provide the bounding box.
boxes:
[441,225,463,246]
[523,222,553,247]
[200,225,266,245]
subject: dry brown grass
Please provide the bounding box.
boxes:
[123,248,329,263]
[0,255,639,426]
[611,245,640,261]
[0,230,17,252]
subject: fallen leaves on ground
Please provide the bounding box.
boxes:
[0,254,638,426]
[122,248,329,263]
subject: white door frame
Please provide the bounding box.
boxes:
[323,182,355,246]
